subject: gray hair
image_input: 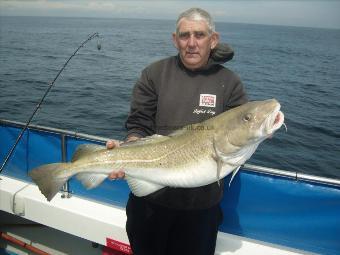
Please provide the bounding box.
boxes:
[176,8,215,35]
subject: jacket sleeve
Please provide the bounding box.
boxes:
[224,74,248,110]
[125,68,158,138]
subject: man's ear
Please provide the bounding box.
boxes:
[172,32,179,49]
[210,32,220,50]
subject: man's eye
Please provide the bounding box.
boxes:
[179,32,190,40]
[194,32,206,39]
[178,31,207,40]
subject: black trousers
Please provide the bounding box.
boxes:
[126,194,223,255]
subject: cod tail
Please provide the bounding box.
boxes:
[29,163,72,201]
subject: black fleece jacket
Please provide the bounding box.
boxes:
[125,43,248,210]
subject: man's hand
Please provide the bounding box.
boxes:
[106,139,121,149]
[106,139,125,180]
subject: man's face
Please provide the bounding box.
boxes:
[173,18,219,70]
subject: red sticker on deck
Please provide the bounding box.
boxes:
[106,238,132,255]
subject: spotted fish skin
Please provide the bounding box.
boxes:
[29,99,284,201]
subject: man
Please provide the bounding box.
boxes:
[107,7,248,255]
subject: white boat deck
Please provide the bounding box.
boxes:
[0,175,314,255]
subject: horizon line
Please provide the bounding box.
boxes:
[1,14,339,31]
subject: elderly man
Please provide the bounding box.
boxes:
[108,7,248,255]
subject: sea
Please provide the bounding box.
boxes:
[0,16,339,179]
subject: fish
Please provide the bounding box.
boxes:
[29,99,285,201]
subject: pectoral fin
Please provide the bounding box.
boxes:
[213,138,243,187]
[215,158,223,186]
[229,166,241,186]
[213,139,224,186]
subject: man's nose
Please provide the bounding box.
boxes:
[188,34,197,47]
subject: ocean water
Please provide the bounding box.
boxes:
[0,16,339,179]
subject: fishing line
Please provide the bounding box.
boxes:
[0,32,101,175]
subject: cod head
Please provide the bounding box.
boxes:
[212,99,284,165]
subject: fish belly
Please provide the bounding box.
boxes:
[123,158,237,196]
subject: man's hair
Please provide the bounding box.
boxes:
[176,8,215,35]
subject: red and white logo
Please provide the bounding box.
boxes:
[199,94,216,108]
[106,238,133,255]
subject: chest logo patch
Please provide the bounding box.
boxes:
[199,94,216,108]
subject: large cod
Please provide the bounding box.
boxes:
[29,99,285,201]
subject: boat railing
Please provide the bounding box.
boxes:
[1,118,340,188]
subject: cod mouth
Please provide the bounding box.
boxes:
[266,104,286,135]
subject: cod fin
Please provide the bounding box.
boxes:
[29,163,71,201]
[229,166,241,186]
[213,139,224,186]
[120,134,169,148]
[125,176,164,197]
[216,158,223,186]
[72,144,105,162]
[76,173,108,189]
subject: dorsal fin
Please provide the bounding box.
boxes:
[71,144,105,162]
[168,128,186,137]
[120,134,169,147]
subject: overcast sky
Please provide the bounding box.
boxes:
[1,0,339,29]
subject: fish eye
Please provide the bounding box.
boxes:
[243,114,252,122]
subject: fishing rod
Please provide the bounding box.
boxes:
[0,32,101,175]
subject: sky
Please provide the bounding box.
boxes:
[0,0,340,29]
